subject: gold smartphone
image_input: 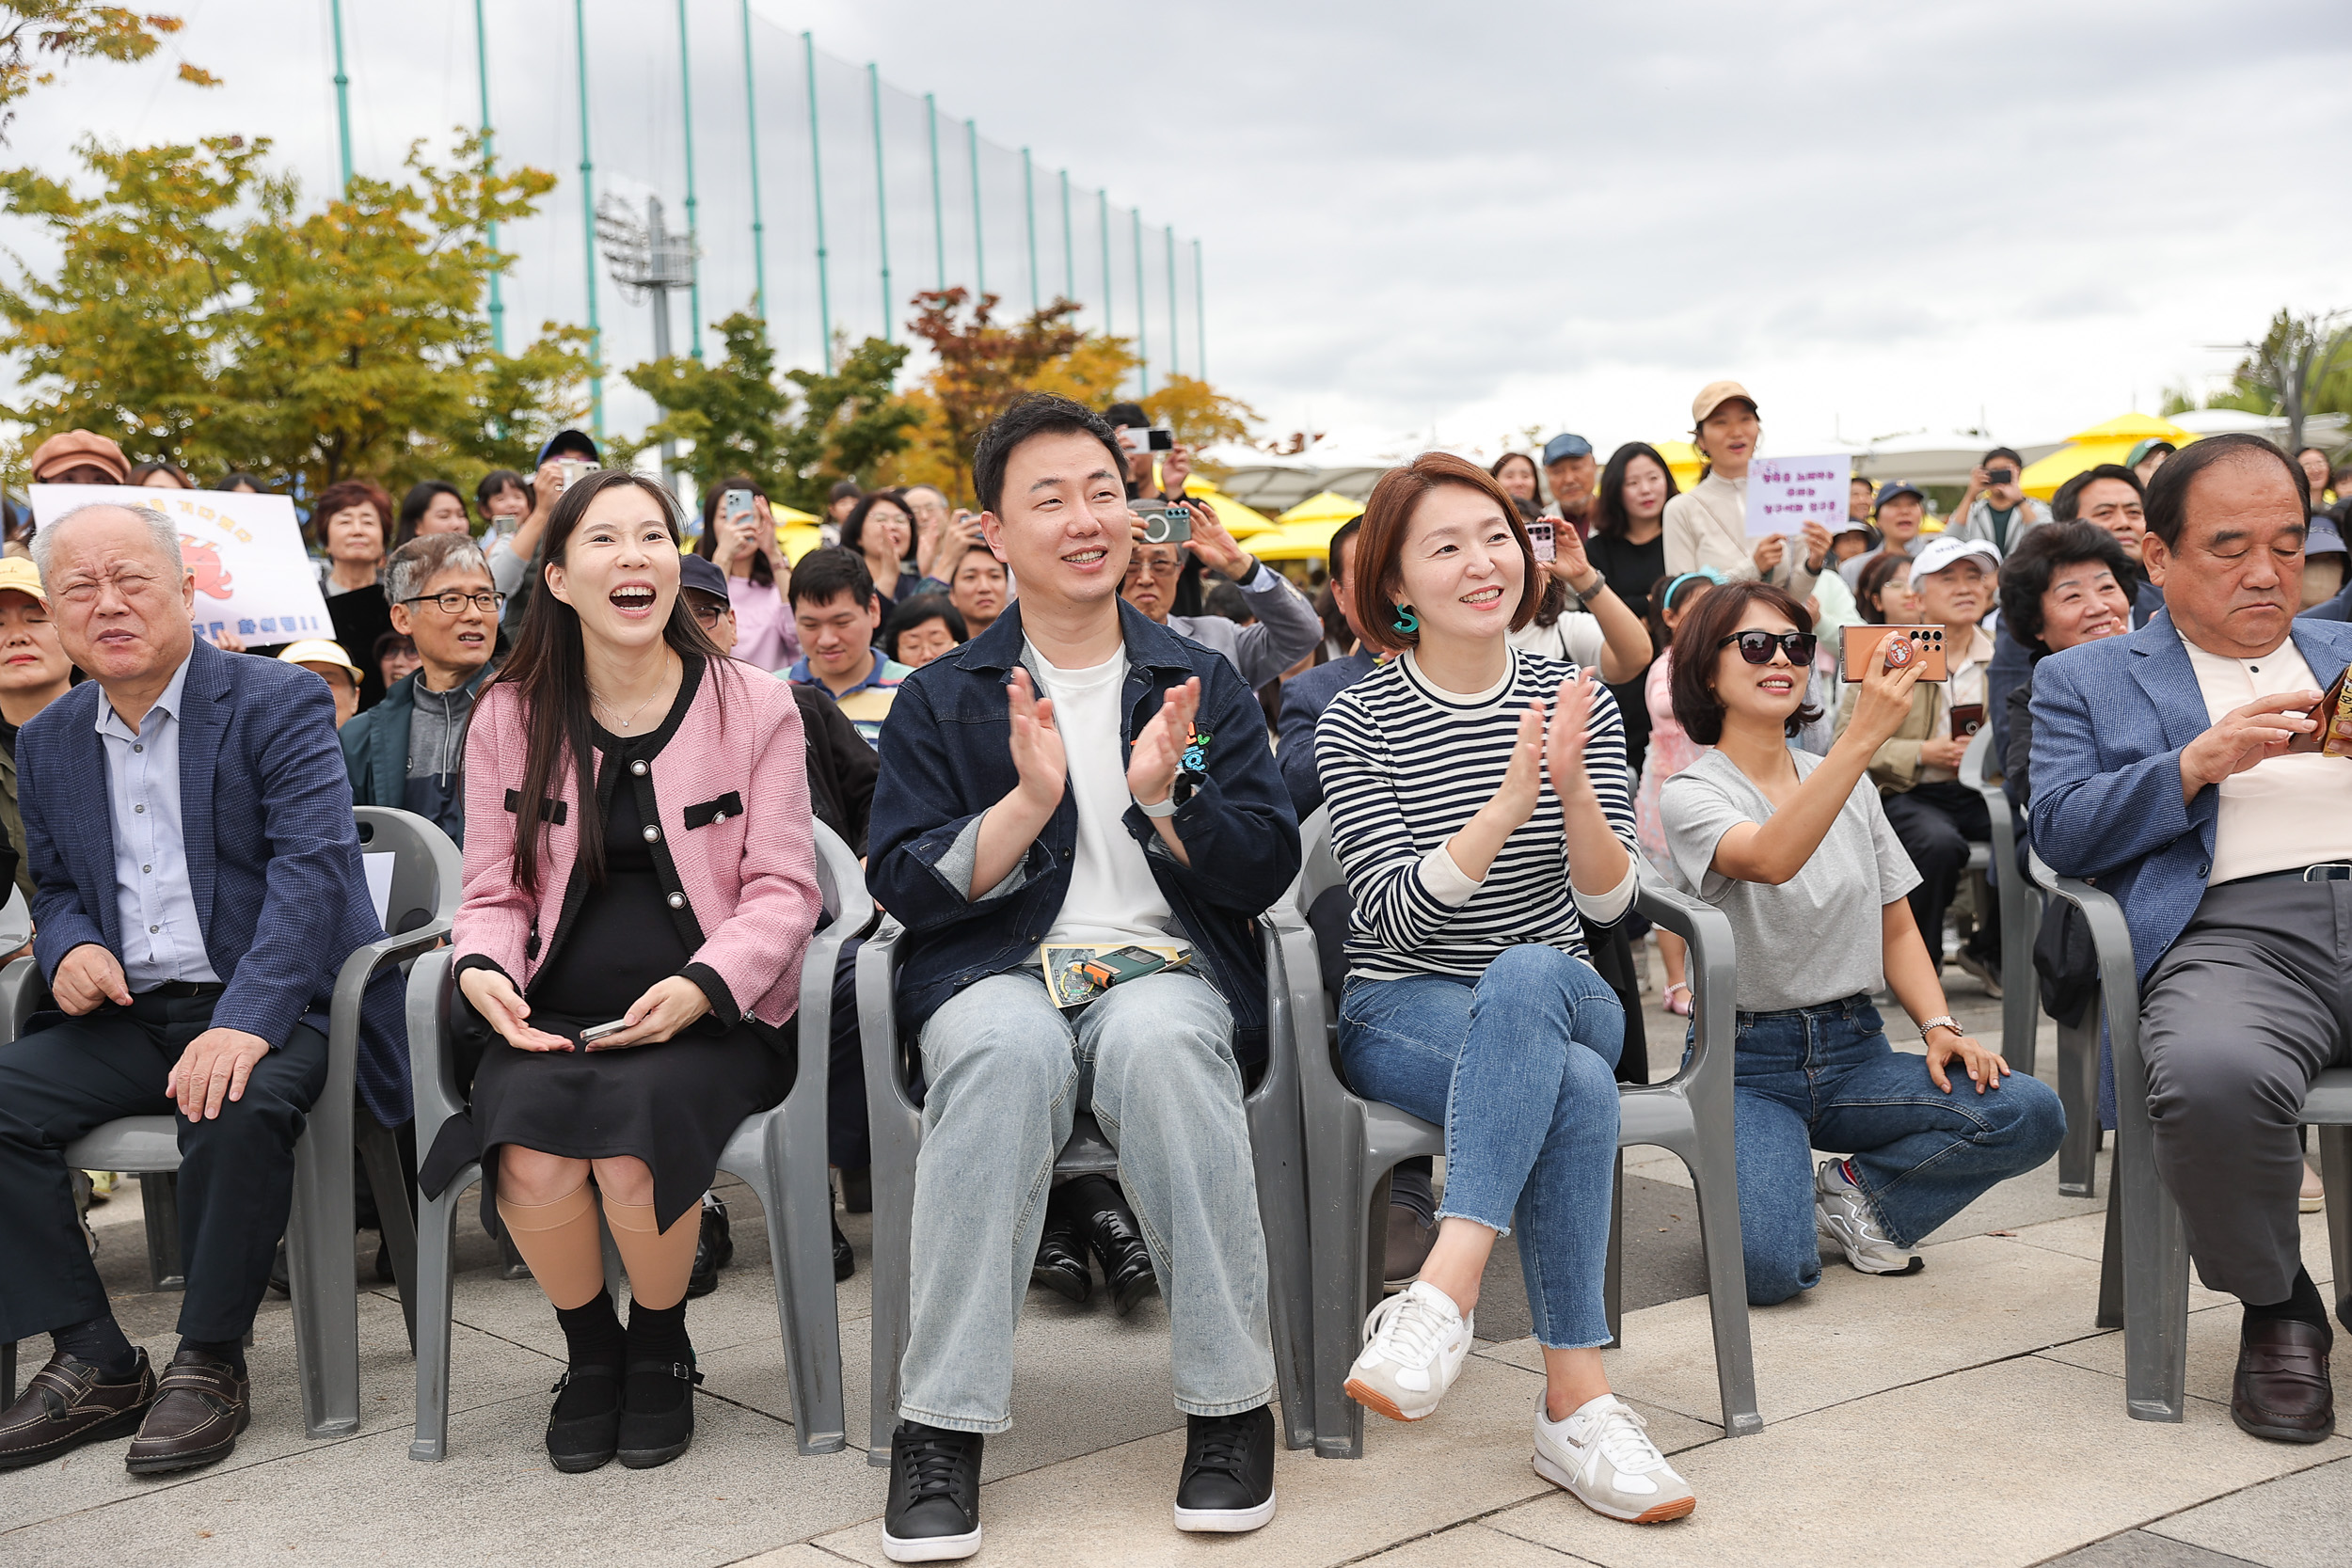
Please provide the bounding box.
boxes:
[1840,625,1949,683]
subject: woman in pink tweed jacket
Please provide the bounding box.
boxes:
[445,468,820,1474]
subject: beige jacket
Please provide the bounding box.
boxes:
[1834,678,1944,793]
[1661,472,1820,602]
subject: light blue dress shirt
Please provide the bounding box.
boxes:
[95,649,220,990]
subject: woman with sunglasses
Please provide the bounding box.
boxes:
[1657,581,2062,1306]
[1319,453,1695,1526]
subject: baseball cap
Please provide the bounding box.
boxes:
[1832,520,1882,546]
[536,429,600,466]
[278,639,364,683]
[28,430,129,484]
[2123,437,2176,469]
[1691,381,1756,425]
[1541,434,1593,466]
[0,557,46,605]
[679,553,731,602]
[1910,535,2002,579]
[2307,513,2347,559]
[1873,480,1925,512]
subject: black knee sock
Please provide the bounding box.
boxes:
[52,1315,138,1381]
[177,1336,246,1379]
[624,1299,693,1413]
[556,1291,627,1371]
[2245,1266,2329,1335]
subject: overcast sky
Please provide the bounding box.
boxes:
[9,0,2350,466]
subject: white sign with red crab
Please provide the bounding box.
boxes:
[28,483,332,647]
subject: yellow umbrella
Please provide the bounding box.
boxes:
[1181,478,1279,539]
[1278,490,1366,527]
[1250,518,1352,563]
[2018,414,2200,500]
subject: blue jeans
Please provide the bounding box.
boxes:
[1338,944,1623,1350]
[1731,994,2066,1305]
[902,969,1275,1433]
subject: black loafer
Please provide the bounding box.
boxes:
[1031,1207,1093,1304]
[687,1199,734,1300]
[616,1360,703,1469]
[545,1365,622,1473]
[834,1218,856,1283]
[1086,1199,1159,1318]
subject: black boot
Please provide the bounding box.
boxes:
[1073,1175,1157,1318]
[833,1218,855,1283]
[1032,1185,1093,1305]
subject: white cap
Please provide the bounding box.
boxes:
[1909,535,2002,580]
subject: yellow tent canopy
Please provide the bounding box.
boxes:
[778,522,826,562]
[2018,414,2200,501]
[1651,439,1707,494]
[1249,517,1353,563]
[1278,490,1366,527]
[1182,478,1279,539]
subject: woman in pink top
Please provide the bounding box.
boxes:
[1634,571,1720,1015]
[695,476,799,672]
[445,468,821,1474]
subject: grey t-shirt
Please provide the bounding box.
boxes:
[1660,748,1921,1013]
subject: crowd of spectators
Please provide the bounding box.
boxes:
[2,389,2349,1560]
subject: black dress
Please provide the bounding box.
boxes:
[465,666,794,1230]
[1586,529,1668,778]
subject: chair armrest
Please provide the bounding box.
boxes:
[405,949,459,1153]
[854,918,921,1119]
[1632,873,1737,1091]
[328,917,453,1107]
[0,953,47,1047]
[1959,725,1997,791]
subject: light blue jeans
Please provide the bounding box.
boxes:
[900,969,1275,1433]
[1338,944,1624,1350]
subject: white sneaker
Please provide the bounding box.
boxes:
[1814,1158,1923,1276]
[1533,1393,1695,1524]
[1344,1280,1471,1421]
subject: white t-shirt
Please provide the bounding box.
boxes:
[1027,644,1189,956]
[2179,629,2352,885]
[1508,610,1606,668]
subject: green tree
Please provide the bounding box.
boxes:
[0,3,217,142]
[621,309,920,513]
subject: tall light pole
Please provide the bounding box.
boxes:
[599,194,698,493]
[328,0,354,194]
[471,0,502,353]
[675,0,703,359]
[739,0,768,317]
[802,31,833,372]
[574,0,602,435]
[868,63,892,343]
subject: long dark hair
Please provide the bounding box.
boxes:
[485,468,727,891]
[1593,442,1680,538]
[697,475,774,586]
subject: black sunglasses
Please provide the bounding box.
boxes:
[1718,629,1818,666]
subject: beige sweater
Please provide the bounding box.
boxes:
[1661,472,1820,602]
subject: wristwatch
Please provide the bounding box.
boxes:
[1916,1015,1963,1041]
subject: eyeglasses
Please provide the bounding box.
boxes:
[1717,629,1818,666]
[688,600,729,627]
[400,590,505,615]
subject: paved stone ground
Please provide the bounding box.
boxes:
[3,951,2346,1568]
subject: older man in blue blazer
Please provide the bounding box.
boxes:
[2032,435,2352,1446]
[0,502,402,1477]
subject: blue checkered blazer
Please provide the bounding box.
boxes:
[17,636,408,1124]
[2029,609,2352,985]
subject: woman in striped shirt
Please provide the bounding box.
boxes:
[1316,453,1694,1525]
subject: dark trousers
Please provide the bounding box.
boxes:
[0,992,327,1344]
[1880,780,1994,961]
[2140,879,2352,1305]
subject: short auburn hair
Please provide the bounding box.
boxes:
[1350,452,1540,656]
[1668,579,1820,746]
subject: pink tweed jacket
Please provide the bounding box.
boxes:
[453,657,820,1028]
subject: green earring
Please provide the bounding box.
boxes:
[1391,605,1419,634]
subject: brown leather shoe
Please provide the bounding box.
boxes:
[2232,1319,2336,1443]
[0,1348,154,1470]
[1382,1203,1438,1292]
[125,1350,249,1475]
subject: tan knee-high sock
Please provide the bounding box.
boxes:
[602,1197,700,1310]
[496,1183,607,1310]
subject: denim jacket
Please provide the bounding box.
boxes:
[869,599,1301,1065]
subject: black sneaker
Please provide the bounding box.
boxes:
[687,1199,734,1299]
[882,1420,983,1562]
[1172,1402,1276,1533]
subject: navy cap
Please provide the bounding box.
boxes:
[1873,479,1925,512]
[1542,434,1593,466]
[537,428,600,466]
[679,553,730,602]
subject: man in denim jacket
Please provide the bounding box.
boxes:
[867,395,1300,1560]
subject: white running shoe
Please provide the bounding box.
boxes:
[1344,1280,1472,1421]
[1814,1158,1923,1276]
[1534,1393,1695,1523]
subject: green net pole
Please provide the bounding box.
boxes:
[472,0,502,354]
[869,63,892,343]
[1023,148,1038,315]
[1165,224,1178,379]
[1059,168,1073,305]
[574,0,601,435]
[677,0,702,359]
[329,0,354,194]
[966,119,984,300]
[926,94,945,293]
[1193,237,1206,381]
[739,0,767,318]
[1132,206,1149,397]
[1098,189,1111,340]
[802,31,832,372]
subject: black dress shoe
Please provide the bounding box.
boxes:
[1031,1205,1093,1305]
[267,1237,290,1298]
[882,1420,983,1561]
[838,1165,873,1214]
[1172,1402,1277,1533]
[1085,1196,1159,1318]
[125,1350,247,1475]
[2233,1318,2335,1443]
[688,1199,734,1299]
[616,1358,703,1469]
[834,1218,856,1282]
[0,1349,154,1471]
[544,1365,622,1472]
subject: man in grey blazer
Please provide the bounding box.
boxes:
[2032,435,2352,1445]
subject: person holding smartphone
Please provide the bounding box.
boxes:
[694,476,798,673]
[1659,580,2062,1305]
[1951,446,2052,554]
[437,469,822,1474]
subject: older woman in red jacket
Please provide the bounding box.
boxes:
[451,468,820,1474]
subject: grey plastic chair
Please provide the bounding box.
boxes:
[1283,807,1761,1457]
[1959,728,2042,1073]
[854,905,1317,1464]
[406,820,862,1461]
[2024,850,2106,1197]
[2027,848,2352,1419]
[0,807,458,1435]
